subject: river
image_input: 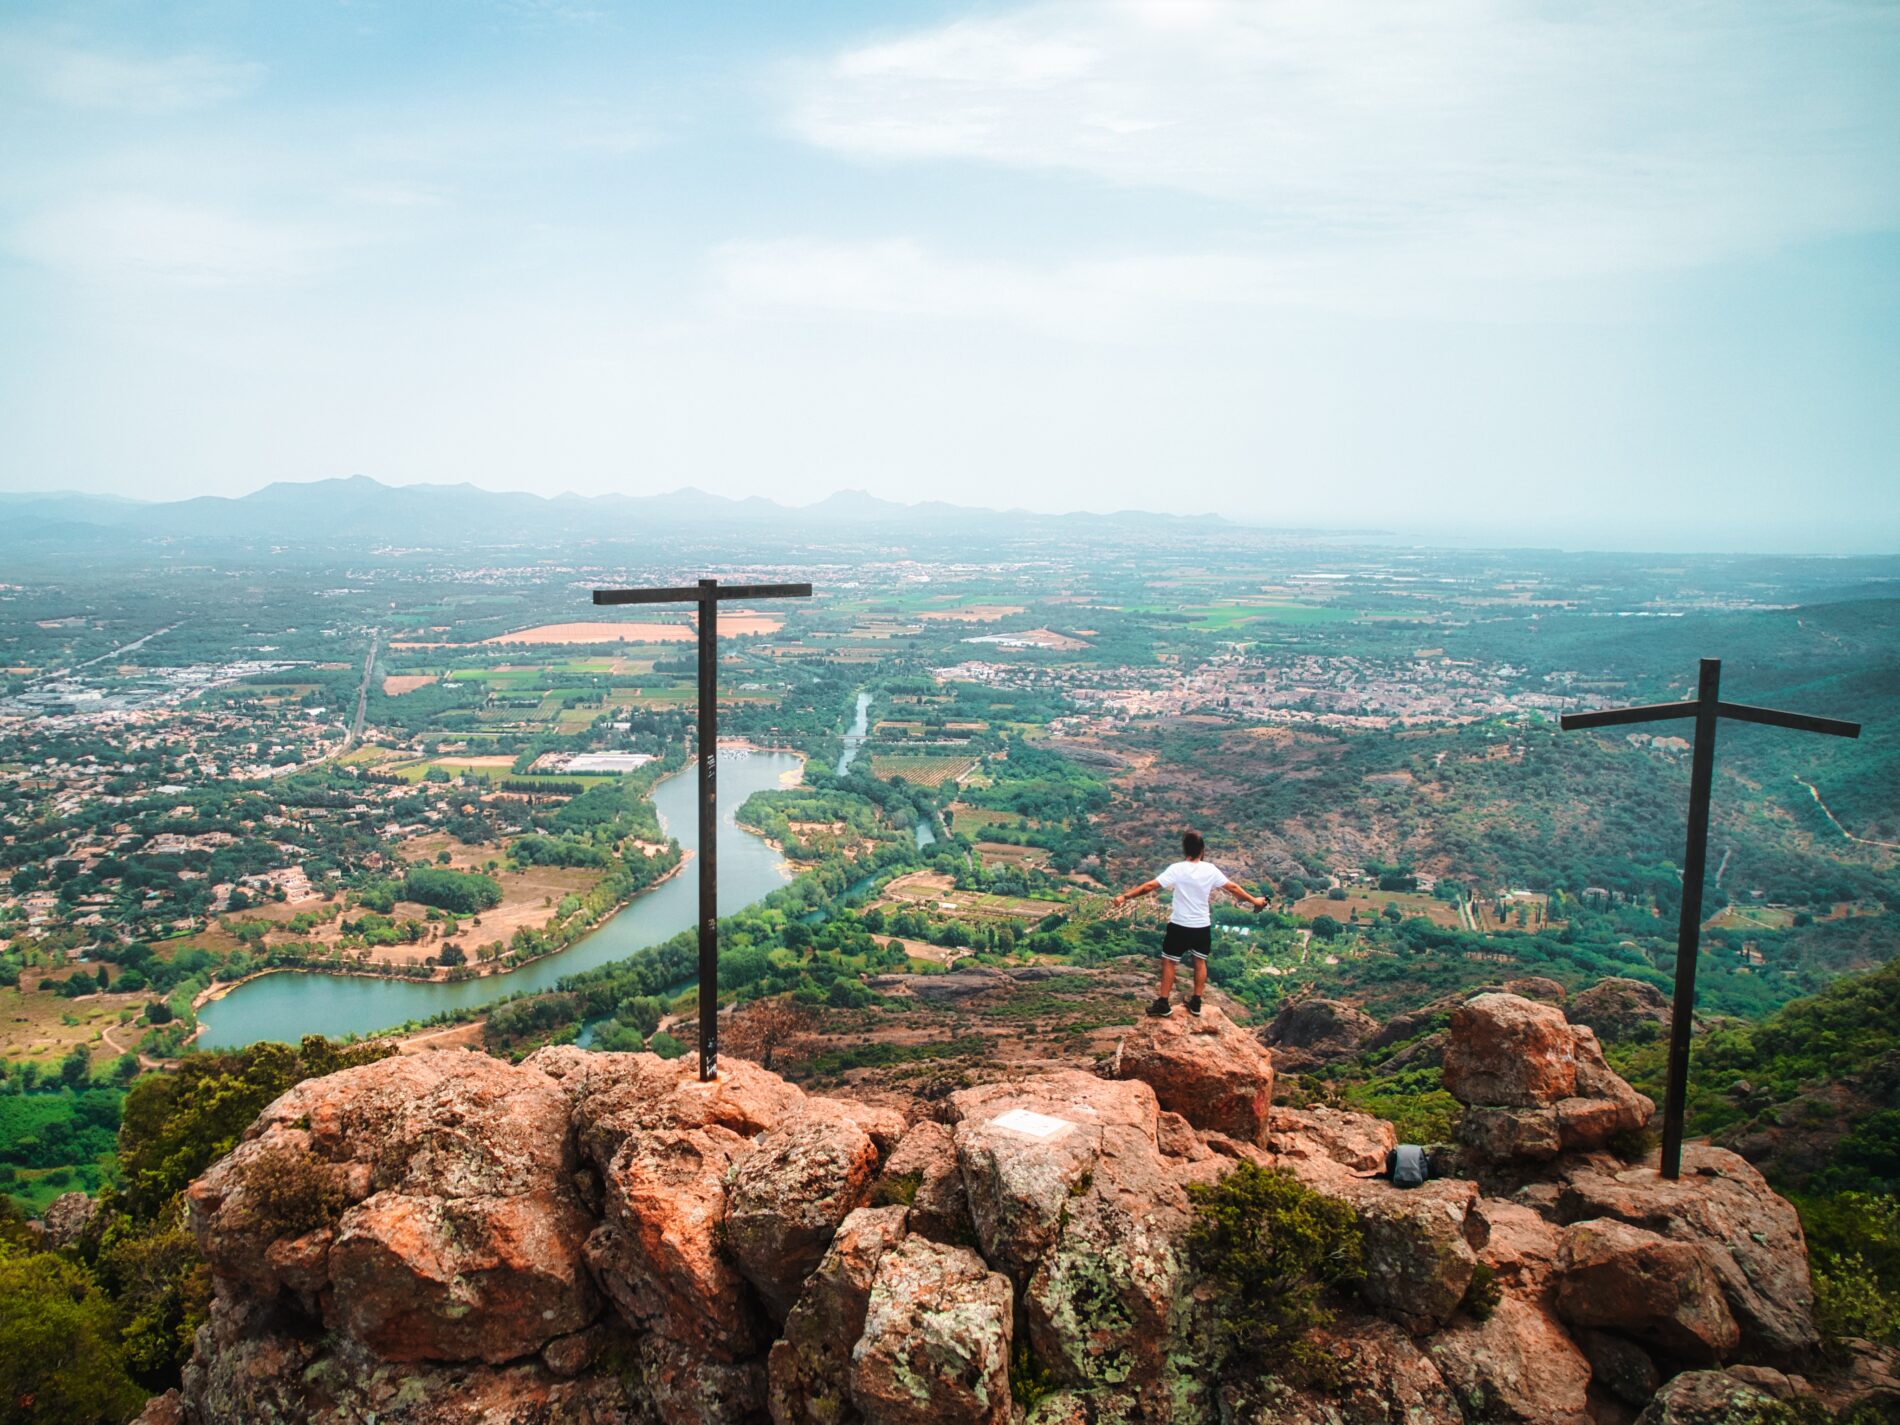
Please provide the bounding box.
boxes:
[836,690,871,774]
[195,751,802,1049]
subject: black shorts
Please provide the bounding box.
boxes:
[1161,923,1212,964]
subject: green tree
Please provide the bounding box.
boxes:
[0,1245,147,1425]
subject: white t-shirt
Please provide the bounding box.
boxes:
[1157,860,1227,928]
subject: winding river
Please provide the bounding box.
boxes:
[195,751,802,1049]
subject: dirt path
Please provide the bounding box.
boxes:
[99,1019,165,1070]
[1793,775,1900,850]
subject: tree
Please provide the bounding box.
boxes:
[1311,915,1341,941]
[0,1246,148,1425]
[58,1045,90,1089]
[722,997,815,1072]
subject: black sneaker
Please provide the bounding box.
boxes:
[1186,995,1203,1016]
[1146,996,1172,1017]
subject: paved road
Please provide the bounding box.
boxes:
[347,629,380,748]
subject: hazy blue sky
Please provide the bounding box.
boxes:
[2,1,1897,550]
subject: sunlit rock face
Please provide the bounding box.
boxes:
[162,994,1845,1425]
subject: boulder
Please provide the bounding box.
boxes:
[1503,976,1567,1005]
[1336,1177,1483,1333]
[1554,1219,1740,1363]
[1427,1293,1593,1424]
[585,1123,764,1360]
[726,1106,879,1319]
[630,1332,769,1425]
[186,1051,597,1363]
[1268,1104,1397,1176]
[1260,998,1379,1071]
[34,1189,97,1249]
[533,1047,805,1164]
[1267,1313,1466,1425]
[1470,1199,1563,1294]
[768,1205,910,1425]
[875,1119,972,1244]
[1442,994,1578,1108]
[1460,1105,1563,1162]
[1555,1147,1817,1359]
[1574,1329,1662,1409]
[1555,1026,1654,1150]
[1113,1004,1275,1144]
[849,1238,1014,1425]
[1632,1370,1785,1425]
[1022,1116,1195,1412]
[179,1290,642,1425]
[130,1391,187,1425]
[950,1070,1158,1282]
[1568,979,1670,1043]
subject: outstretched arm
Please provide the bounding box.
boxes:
[1111,879,1161,909]
[1224,879,1267,910]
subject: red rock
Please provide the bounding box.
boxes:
[767,1205,910,1425]
[1346,1177,1484,1333]
[1443,994,1578,1107]
[950,1070,1158,1282]
[1504,976,1568,1005]
[1555,1219,1740,1363]
[1632,1370,1783,1424]
[1471,1199,1563,1294]
[849,1238,1014,1425]
[1568,978,1670,1043]
[1429,1293,1594,1424]
[130,1391,186,1425]
[1113,1004,1275,1144]
[1268,1103,1397,1175]
[1576,1328,1663,1408]
[726,1106,879,1319]
[187,1051,598,1363]
[585,1123,765,1360]
[1261,997,1380,1071]
[876,1119,972,1243]
[1461,1104,1563,1161]
[1556,1147,1816,1359]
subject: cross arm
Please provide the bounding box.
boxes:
[1559,700,1699,731]
[593,582,813,606]
[1716,702,1860,738]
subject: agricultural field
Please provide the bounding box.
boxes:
[869,753,979,786]
[1290,890,1464,930]
[875,871,1066,923]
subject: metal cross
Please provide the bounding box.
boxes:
[591,577,812,1080]
[1560,658,1859,1178]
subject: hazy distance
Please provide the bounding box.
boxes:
[2,1,1897,553]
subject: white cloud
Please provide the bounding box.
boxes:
[711,237,1317,336]
[786,0,1900,283]
[8,38,262,114]
[9,197,341,286]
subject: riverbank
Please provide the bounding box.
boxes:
[193,751,807,1049]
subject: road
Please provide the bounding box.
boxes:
[1793,775,1900,851]
[347,629,380,748]
[29,622,180,687]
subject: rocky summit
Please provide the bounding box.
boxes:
[137,994,1896,1425]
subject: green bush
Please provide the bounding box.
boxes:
[1185,1162,1363,1387]
[402,866,503,915]
[0,1244,148,1424]
[235,1146,343,1240]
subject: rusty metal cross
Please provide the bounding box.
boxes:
[591,577,812,1080]
[1561,659,1859,1178]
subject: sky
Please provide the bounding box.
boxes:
[1,0,1897,552]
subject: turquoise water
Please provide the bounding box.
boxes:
[195,751,801,1048]
[836,690,871,774]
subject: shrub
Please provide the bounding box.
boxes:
[1185,1162,1363,1387]
[235,1146,343,1240]
[1460,1260,1501,1321]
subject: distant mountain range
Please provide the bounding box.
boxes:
[0,476,1229,551]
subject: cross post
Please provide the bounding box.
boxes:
[591,577,812,1080]
[1560,658,1859,1178]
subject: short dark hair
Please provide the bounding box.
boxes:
[1182,829,1205,859]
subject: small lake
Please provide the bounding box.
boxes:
[195,751,801,1049]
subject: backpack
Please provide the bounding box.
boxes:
[1387,1144,1430,1188]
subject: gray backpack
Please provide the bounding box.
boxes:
[1387,1144,1430,1188]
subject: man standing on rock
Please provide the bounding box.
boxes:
[1111,830,1263,1017]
